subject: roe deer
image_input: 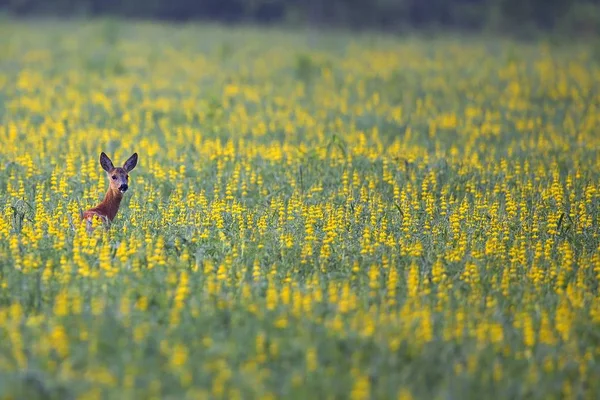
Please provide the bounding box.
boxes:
[82,152,138,231]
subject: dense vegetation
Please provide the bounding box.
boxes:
[1,0,600,35]
[0,19,599,399]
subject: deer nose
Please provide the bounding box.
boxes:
[119,184,128,192]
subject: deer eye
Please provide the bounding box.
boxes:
[112,175,117,180]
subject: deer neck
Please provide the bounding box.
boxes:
[99,188,123,221]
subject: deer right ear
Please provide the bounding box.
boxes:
[100,152,114,172]
[123,152,138,172]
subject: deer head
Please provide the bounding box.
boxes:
[100,152,138,194]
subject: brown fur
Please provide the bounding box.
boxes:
[82,152,138,231]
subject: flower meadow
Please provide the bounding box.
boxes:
[0,19,599,399]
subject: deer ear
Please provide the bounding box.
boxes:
[100,152,114,172]
[123,153,138,172]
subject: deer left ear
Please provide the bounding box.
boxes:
[123,153,138,172]
[100,152,114,172]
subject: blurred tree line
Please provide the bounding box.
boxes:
[0,0,598,35]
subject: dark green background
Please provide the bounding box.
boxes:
[0,0,598,35]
